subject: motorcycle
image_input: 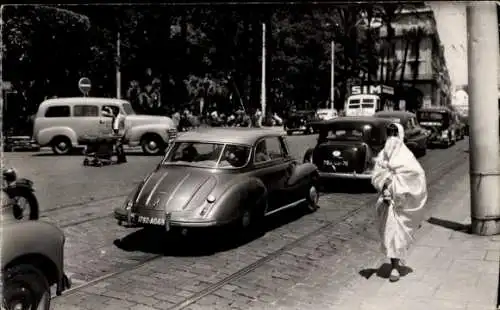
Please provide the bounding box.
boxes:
[2,168,39,220]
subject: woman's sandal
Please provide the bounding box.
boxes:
[389,268,400,282]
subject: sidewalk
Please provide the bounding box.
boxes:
[329,168,500,310]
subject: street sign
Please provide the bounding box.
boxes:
[351,84,395,96]
[78,77,91,96]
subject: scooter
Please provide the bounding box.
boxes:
[2,168,39,220]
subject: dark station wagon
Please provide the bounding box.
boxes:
[284,110,319,135]
[303,117,394,180]
[374,110,428,157]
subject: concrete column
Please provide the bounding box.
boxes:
[467,1,500,235]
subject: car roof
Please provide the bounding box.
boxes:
[418,106,451,113]
[40,97,130,106]
[175,127,284,145]
[314,116,393,127]
[375,111,416,121]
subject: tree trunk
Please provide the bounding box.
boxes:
[411,33,423,87]
[399,33,411,86]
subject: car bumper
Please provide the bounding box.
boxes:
[114,208,227,228]
[318,171,372,180]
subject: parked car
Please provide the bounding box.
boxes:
[2,220,71,309]
[374,110,428,157]
[316,109,338,121]
[451,111,466,141]
[303,117,394,180]
[416,107,458,148]
[114,128,319,233]
[33,97,177,155]
[284,110,319,135]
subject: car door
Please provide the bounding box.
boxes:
[101,104,121,132]
[252,137,291,212]
[72,104,101,141]
[411,117,428,148]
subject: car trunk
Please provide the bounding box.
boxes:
[313,141,367,173]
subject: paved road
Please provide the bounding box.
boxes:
[4,135,470,310]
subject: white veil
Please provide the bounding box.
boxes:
[371,122,428,258]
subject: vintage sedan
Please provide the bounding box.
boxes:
[2,220,71,309]
[374,110,428,157]
[284,110,319,135]
[417,107,458,147]
[114,128,319,233]
[303,117,393,180]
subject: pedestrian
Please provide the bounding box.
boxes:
[111,108,127,163]
[371,123,428,282]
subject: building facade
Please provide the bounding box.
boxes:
[377,5,452,108]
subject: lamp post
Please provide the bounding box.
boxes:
[467,1,500,235]
[330,40,335,110]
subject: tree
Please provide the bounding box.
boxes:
[2,5,91,133]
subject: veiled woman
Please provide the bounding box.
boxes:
[371,123,428,282]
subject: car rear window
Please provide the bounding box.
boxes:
[45,106,70,118]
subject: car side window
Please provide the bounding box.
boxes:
[279,137,290,157]
[102,105,120,116]
[73,105,99,117]
[254,137,284,163]
[45,105,70,118]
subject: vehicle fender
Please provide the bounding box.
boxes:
[13,178,35,191]
[1,221,65,277]
[208,177,267,221]
[36,127,77,147]
[303,148,314,163]
[287,163,318,187]
[125,124,169,144]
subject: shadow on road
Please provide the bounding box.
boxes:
[32,149,161,157]
[359,263,413,280]
[427,217,471,233]
[113,206,310,256]
[320,179,377,194]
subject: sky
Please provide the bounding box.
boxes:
[428,1,468,90]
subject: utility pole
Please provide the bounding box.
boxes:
[116,32,122,99]
[261,22,266,119]
[467,1,500,235]
[330,40,335,110]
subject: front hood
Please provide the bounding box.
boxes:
[125,115,175,128]
[133,167,219,213]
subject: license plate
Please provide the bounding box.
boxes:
[137,216,165,226]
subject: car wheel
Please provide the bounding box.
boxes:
[8,189,39,221]
[2,264,51,310]
[305,183,320,212]
[51,136,72,155]
[141,134,165,156]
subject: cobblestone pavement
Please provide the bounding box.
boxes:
[5,136,471,310]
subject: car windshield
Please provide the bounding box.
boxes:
[162,142,251,169]
[418,112,444,121]
[122,102,136,115]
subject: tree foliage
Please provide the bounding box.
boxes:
[2,3,426,133]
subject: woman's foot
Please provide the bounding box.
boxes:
[389,268,400,282]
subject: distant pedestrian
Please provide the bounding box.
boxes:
[371,123,428,282]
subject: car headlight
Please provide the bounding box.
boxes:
[124,200,133,210]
